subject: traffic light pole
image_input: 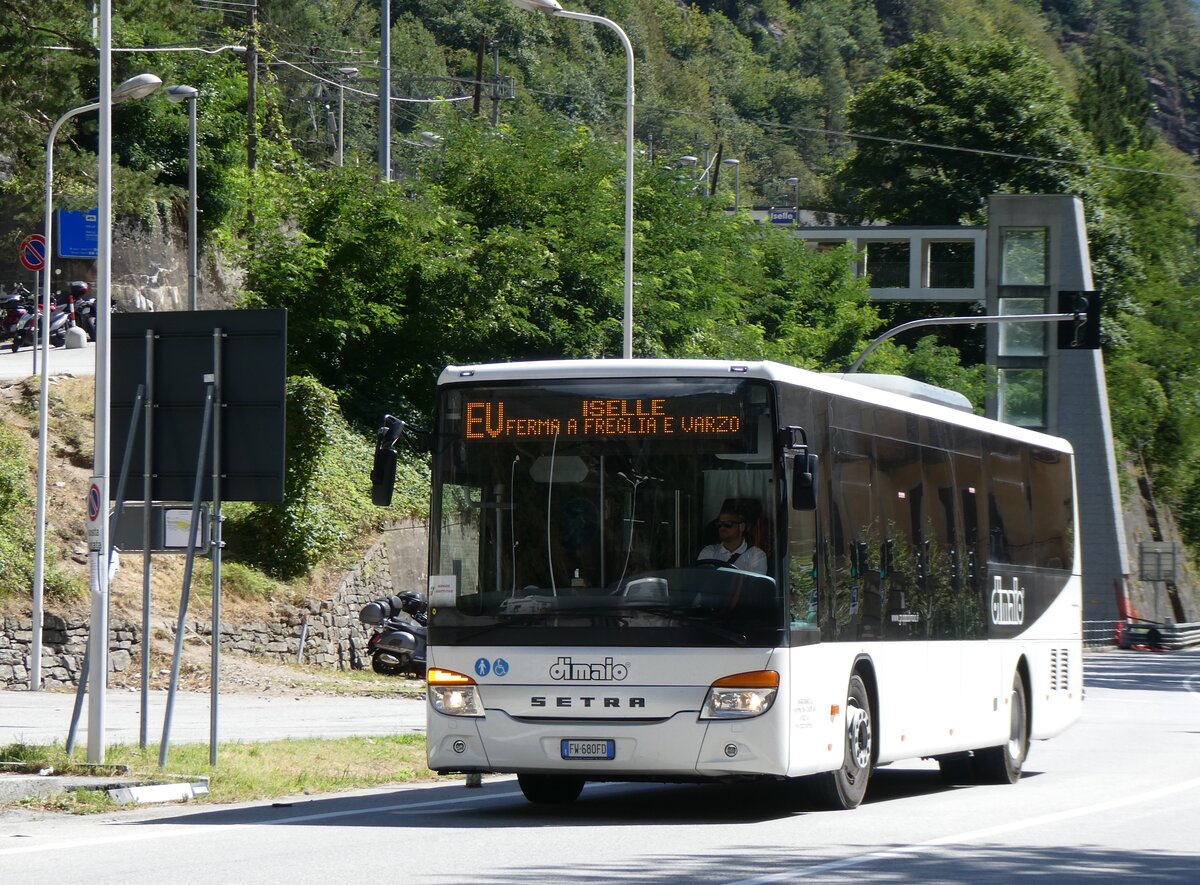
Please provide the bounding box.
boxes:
[845,310,1090,374]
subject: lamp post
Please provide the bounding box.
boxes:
[336,66,358,166]
[379,0,391,181]
[723,158,740,210]
[511,0,635,359]
[31,72,162,693]
[166,85,198,310]
[785,176,800,214]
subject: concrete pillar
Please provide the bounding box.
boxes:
[985,194,1128,625]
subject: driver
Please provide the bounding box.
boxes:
[697,510,767,574]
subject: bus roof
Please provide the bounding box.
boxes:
[438,359,1073,454]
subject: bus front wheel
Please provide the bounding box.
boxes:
[974,671,1028,784]
[811,672,873,810]
[517,774,585,805]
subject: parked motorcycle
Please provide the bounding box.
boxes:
[10,297,72,351]
[67,281,99,341]
[358,591,428,677]
[0,286,33,342]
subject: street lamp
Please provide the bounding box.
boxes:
[336,66,358,166]
[511,0,635,359]
[31,72,162,692]
[785,176,800,213]
[723,158,740,210]
[166,85,199,311]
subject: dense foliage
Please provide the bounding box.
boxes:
[223,376,428,579]
[4,0,1200,572]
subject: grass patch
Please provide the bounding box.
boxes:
[2,734,443,813]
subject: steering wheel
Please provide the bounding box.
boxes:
[695,558,730,568]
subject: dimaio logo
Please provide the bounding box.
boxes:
[991,575,1025,626]
[549,656,629,681]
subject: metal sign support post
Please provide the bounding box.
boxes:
[159,384,215,768]
[66,385,144,754]
[140,330,155,748]
[210,329,223,765]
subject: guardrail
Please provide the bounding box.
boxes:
[1082,619,1200,650]
[1083,620,1118,648]
[1116,619,1200,651]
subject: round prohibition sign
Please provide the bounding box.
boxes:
[87,483,102,523]
[19,234,46,272]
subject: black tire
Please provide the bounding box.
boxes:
[811,672,873,809]
[370,655,404,676]
[517,774,585,805]
[975,671,1029,785]
[50,331,65,348]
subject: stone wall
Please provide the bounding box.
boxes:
[0,613,139,689]
[0,523,428,690]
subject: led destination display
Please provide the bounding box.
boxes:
[463,396,745,441]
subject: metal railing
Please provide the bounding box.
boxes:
[1083,620,1118,648]
[1083,618,1200,651]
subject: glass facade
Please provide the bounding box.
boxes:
[997,368,1046,428]
[1000,228,1048,286]
[998,297,1047,356]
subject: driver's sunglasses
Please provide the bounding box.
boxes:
[716,520,742,528]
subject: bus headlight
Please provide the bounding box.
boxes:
[700,670,779,720]
[428,668,484,717]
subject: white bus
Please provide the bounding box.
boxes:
[371,359,1083,808]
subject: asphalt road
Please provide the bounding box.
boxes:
[1,649,1197,884]
[0,338,95,380]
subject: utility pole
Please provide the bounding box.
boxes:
[473,35,485,117]
[246,1,258,173]
[490,40,501,127]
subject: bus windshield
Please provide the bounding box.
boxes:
[427,377,784,647]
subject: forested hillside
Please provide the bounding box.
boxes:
[3,0,1200,576]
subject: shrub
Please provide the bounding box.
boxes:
[222,376,428,579]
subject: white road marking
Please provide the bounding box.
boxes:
[727,773,1200,884]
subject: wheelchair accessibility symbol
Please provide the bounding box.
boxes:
[493,658,509,677]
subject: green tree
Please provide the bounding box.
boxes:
[835,35,1094,223]
[1075,40,1154,153]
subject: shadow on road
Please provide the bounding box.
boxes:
[1085,649,1200,693]
[133,765,970,831]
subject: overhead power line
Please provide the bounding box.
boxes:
[518,84,1200,182]
[266,53,473,104]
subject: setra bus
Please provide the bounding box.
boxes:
[370,359,1083,808]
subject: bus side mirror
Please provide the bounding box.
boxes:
[791,453,819,511]
[371,414,407,506]
[371,447,397,506]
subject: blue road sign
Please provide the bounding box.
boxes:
[57,208,99,259]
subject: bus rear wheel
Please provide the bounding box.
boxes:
[811,673,873,810]
[974,671,1028,784]
[517,774,585,805]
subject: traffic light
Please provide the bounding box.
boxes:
[1057,290,1101,350]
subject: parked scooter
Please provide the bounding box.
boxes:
[0,286,33,342]
[10,296,72,351]
[358,591,428,677]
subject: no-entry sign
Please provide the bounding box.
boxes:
[19,234,46,272]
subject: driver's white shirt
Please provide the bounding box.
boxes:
[696,541,767,575]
